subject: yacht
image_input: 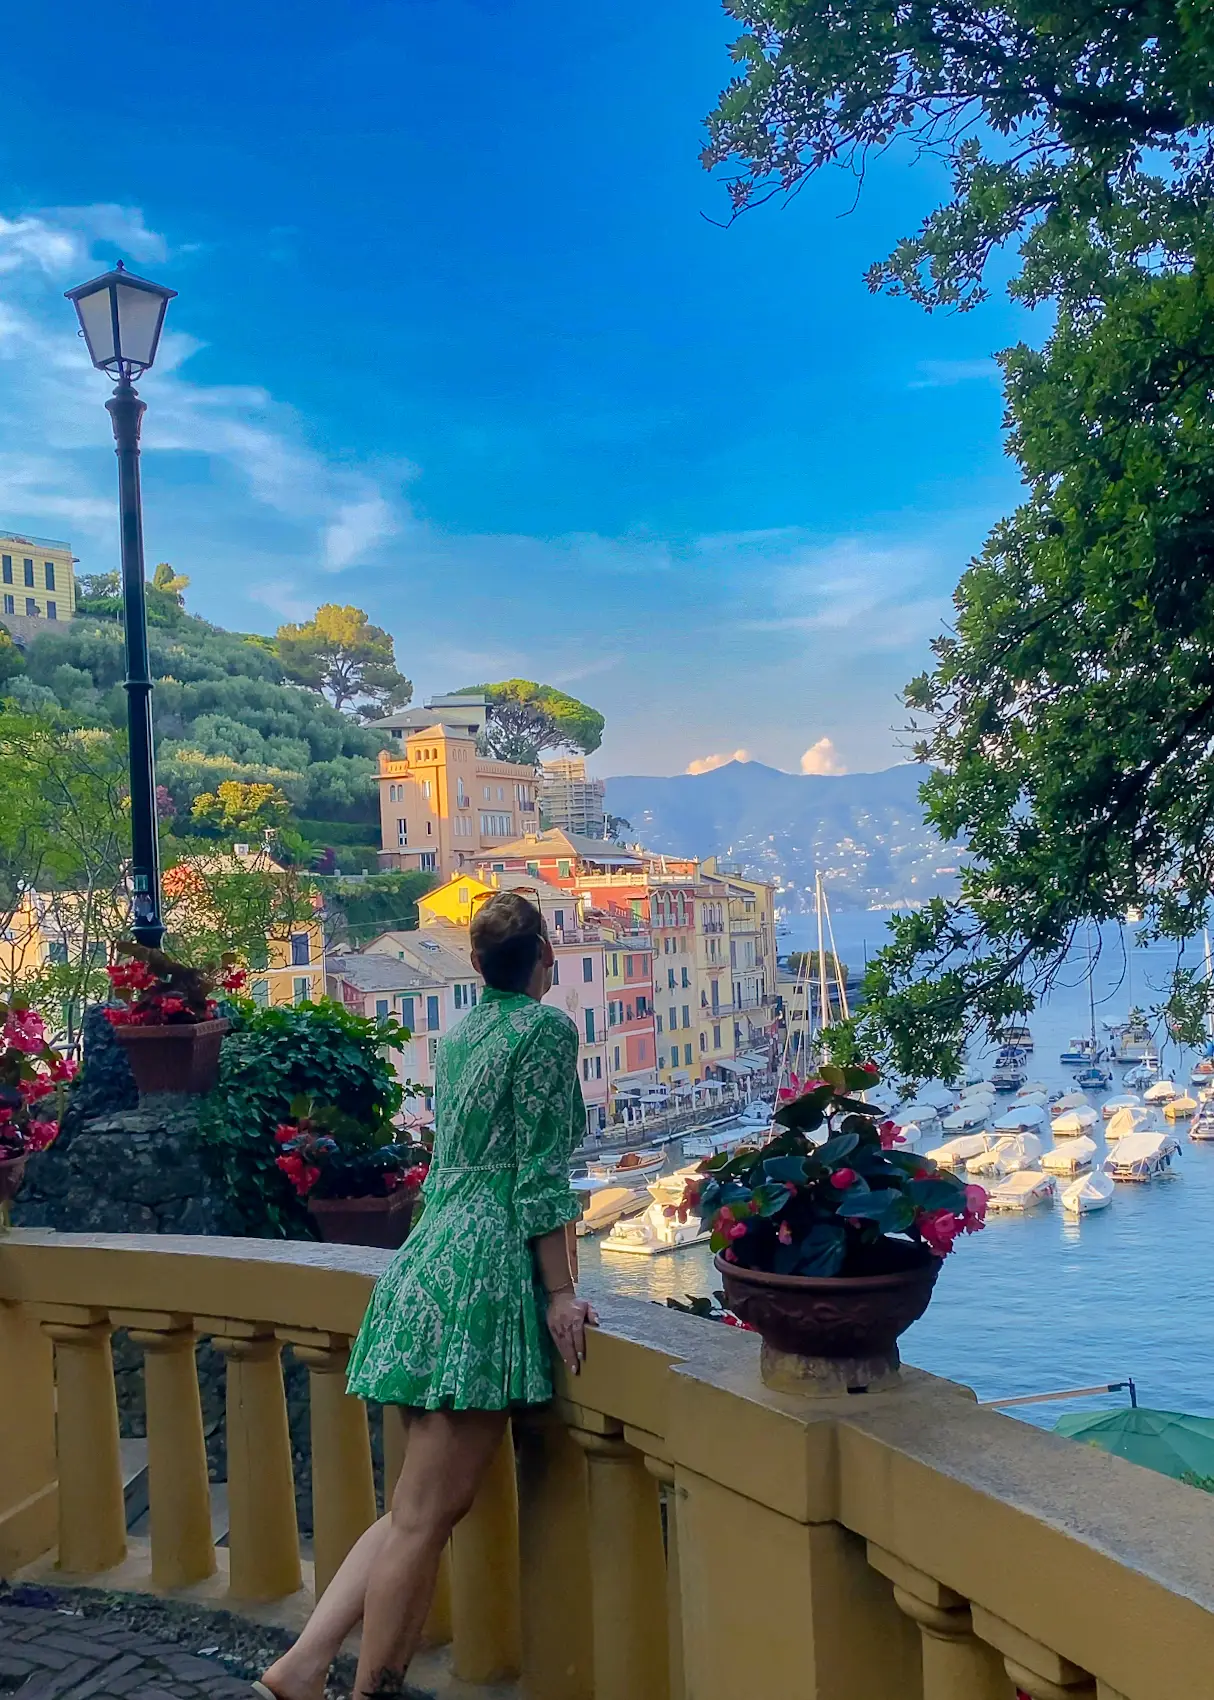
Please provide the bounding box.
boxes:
[1060,1035,1104,1067]
[986,1171,1056,1211]
[601,1168,709,1256]
[1104,1132,1180,1182]
[997,1024,1034,1052]
[1074,1064,1113,1093]
[1043,1136,1097,1175]
[1110,1014,1156,1065]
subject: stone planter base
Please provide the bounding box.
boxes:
[308,1189,416,1249]
[113,1018,230,1096]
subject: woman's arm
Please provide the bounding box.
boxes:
[534,1224,598,1374]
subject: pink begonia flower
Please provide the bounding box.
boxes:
[777,1221,793,1245]
[878,1119,904,1149]
[727,1220,748,1241]
[5,1011,46,1054]
[962,1184,988,1232]
[918,1208,962,1257]
[830,1167,857,1190]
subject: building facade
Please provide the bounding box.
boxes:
[326,952,447,1111]
[603,931,657,1103]
[0,533,76,641]
[377,728,539,880]
[540,758,607,839]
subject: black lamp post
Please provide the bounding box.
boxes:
[66,262,177,949]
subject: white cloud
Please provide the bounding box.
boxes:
[686,749,751,775]
[800,737,847,775]
[742,538,947,653]
[0,205,401,584]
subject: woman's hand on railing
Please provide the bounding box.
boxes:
[546,1289,598,1375]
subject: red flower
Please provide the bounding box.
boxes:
[878,1119,904,1149]
[18,1075,56,1102]
[274,1122,299,1145]
[861,1061,879,1075]
[918,1208,962,1257]
[777,1220,793,1245]
[221,969,248,992]
[4,1010,47,1054]
[276,1152,320,1197]
[158,995,187,1017]
[25,1120,58,1153]
[830,1167,857,1190]
[727,1219,748,1241]
[720,1313,756,1331]
[48,1055,77,1082]
[962,1184,988,1234]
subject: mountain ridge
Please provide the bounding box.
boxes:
[603,759,960,911]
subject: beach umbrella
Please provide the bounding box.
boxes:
[1055,1407,1214,1484]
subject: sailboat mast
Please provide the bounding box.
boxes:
[1087,926,1097,1054]
[815,872,830,1058]
[1205,925,1214,1046]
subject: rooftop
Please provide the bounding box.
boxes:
[0,531,73,552]
[476,826,642,866]
[328,954,439,993]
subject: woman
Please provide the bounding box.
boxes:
[256,891,596,1700]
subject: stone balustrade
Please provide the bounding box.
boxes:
[2,1230,1213,1699]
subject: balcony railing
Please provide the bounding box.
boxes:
[2,1230,1213,1700]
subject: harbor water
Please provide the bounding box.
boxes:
[579,914,1214,1429]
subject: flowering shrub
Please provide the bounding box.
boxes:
[273,1094,430,1201]
[0,999,75,1163]
[102,941,246,1027]
[680,1062,986,1278]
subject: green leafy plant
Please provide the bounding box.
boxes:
[196,999,415,1236]
[102,941,245,1026]
[681,1062,986,1277]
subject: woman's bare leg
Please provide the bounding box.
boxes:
[353,1408,508,1699]
[259,1514,392,1700]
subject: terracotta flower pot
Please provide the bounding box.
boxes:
[715,1245,942,1393]
[112,1017,230,1096]
[308,1188,416,1250]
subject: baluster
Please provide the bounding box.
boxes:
[449,1422,522,1683]
[970,1607,1095,1700]
[35,1306,125,1576]
[868,1544,1009,1700]
[571,1423,670,1700]
[643,1451,685,1700]
[122,1314,215,1588]
[381,1403,452,1648]
[210,1326,301,1601]
[0,1299,56,1572]
[286,1334,376,1599]
[516,1408,593,1700]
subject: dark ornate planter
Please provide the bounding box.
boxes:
[0,1153,27,1226]
[715,1245,941,1395]
[308,1188,416,1250]
[113,1017,230,1096]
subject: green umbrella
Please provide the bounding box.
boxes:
[1054,1406,1214,1484]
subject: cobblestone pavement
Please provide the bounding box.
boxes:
[0,1599,259,1699]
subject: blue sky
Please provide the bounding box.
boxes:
[0,0,1036,776]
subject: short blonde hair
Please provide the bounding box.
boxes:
[471,891,547,992]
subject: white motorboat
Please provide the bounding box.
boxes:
[1051,1106,1098,1136]
[1043,1135,1097,1175]
[1123,1063,1161,1092]
[960,1081,997,1101]
[1050,1090,1090,1113]
[1144,1079,1179,1104]
[1104,1132,1181,1182]
[1017,1080,1050,1098]
[1110,1015,1156,1065]
[991,1065,1028,1093]
[1164,1093,1198,1121]
[943,1104,989,1132]
[967,1132,1043,1177]
[1061,1171,1115,1214]
[577,1148,666,1191]
[683,1127,757,1160]
[1015,1091,1049,1109]
[601,1168,709,1255]
[1190,1102,1214,1142]
[1105,1104,1155,1141]
[927,1132,999,1169]
[918,1082,959,1111]
[891,1121,922,1148]
[898,1101,943,1135]
[1060,1035,1103,1066]
[1190,1058,1214,1089]
[734,1098,775,1130]
[1101,1094,1142,1120]
[993,1104,1045,1132]
[986,1171,1057,1211]
[999,1024,1034,1052]
[576,1185,649,1236]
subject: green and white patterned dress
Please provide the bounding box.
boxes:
[346,988,584,1410]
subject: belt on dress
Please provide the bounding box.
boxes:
[429,1162,516,1175]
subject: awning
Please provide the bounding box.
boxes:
[718,1057,759,1076]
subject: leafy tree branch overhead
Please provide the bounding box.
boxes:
[706,0,1214,1077]
[276,604,412,720]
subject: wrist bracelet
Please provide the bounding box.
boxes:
[546,1283,575,1298]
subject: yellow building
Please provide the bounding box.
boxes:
[0,532,76,635]
[377,727,539,880]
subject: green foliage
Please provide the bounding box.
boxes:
[0,626,24,687]
[196,999,410,1236]
[276,604,412,719]
[460,679,605,765]
[705,0,1214,1076]
[325,870,439,945]
[23,609,385,822]
[190,780,291,837]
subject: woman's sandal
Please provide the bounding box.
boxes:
[250,1685,278,1699]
